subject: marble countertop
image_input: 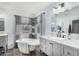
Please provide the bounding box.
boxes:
[0,33,8,36]
[40,35,79,50]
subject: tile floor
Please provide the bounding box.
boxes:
[5,48,40,56]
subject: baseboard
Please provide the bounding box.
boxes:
[8,44,14,49]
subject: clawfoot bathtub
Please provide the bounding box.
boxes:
[16,38,40,54]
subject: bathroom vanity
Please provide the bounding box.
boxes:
[39,5,79,56]
[40,35,79,56]
[0,34,8,55]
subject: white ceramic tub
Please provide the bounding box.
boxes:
[16,38,40,54]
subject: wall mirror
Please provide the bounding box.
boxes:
[51,5,79,39]
[72,20,79,33]
[0,18,5,32]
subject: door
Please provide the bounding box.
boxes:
[45,40,53,56]
[40,38,46,52]
[45,41,61,56]
[63,46,77,56]
[52,43,61,56]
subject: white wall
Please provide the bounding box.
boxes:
[43,3,54,35]
[0,2,51,17]
[0,8,15,49]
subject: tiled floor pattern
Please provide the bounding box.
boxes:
[5,48,40,56]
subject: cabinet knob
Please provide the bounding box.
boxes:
[50,43,53,44]
[67,52,71,55]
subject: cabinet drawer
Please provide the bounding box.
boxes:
[63,46,77,56]
[52,43,61,56]
[77,50,79,56]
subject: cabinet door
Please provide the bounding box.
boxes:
[40,38,46,52]
[52,43,61,56]
[45,40,53,56]
[63,46,77,56]
[77,50,79,56]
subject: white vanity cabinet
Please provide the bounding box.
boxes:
[40,38,53,55]
[52,43,62,56]
[40,38,46,53]
[0,34,8,55]
[45,39,53,56]
[63,45,77,56]
[46,41,62,56]
[40,36,79,56]
[77,50,79,56]
[40,37,62,56]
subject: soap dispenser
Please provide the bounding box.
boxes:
[68,24,72,40]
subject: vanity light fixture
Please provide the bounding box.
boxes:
[59,3,64,8]
[53,3,65,9]
[53,3,66,14]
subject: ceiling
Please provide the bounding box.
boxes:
[0,2,52,17]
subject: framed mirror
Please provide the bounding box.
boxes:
[72,20,79,33]
[0,18,5,32]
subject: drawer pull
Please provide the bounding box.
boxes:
[50,43,53,44]
[67,52,71,55]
